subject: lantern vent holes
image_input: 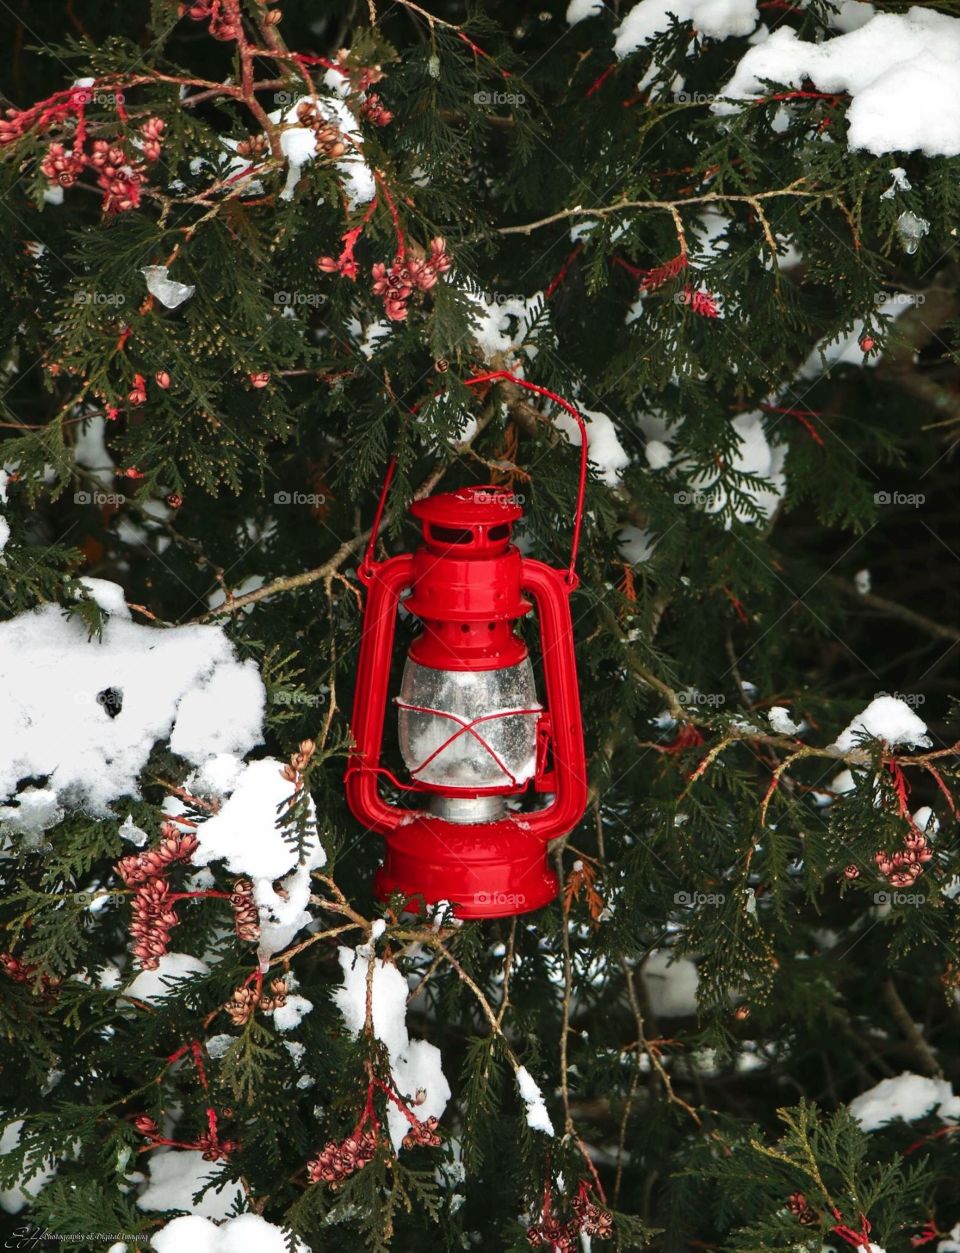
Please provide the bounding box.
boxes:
[429,525,473,545]
[487,524,509,541]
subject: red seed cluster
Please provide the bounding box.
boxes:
[875,827,933,887]
[401,1114,441,1150]
[370,239,451,323]
[230,878,260,942]
[360,94,393,127]
[307,1129,377,1188]
[116,825,199,969]
[180,0,243,42]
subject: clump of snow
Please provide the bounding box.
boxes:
[614,0,758,56]
[567,0,604,23]
[516,1066,555,1136]
[463,290,545,363]
[831,696,931,753]
[138,1150,245,1220]
[554,404,629,487]
[897,209,929,255]
[849,1073,960,1131]
[768,706,800,735]
[0,786,64,838]
[186,753,245,800]
[880,167,911,200]
[141,265,195,310]
[269,93,375,207]
[642,950,700,1016]
[119,813,149,846]
[152,1213,311,1253]
[854,569,871,595]
[0,1119,57,1214]
[190,758,325,963]
[619,525,657,565]
[716,10,960,157]
[0,582,265,821]
[125,952,210,1005]
[333,944,450,1152]
[638,409,785,526]
[645,439,672,470]
[689,411,786,524]
[273,995,313,1032]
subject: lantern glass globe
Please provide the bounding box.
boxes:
[398,657,540,789]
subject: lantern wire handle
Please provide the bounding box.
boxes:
[360,371,589,585]
[358,454,397,580]
[462,371,589,586]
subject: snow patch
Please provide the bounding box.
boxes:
[137,1149,244,1220]
[190,758,325,963]
[831,696,931,753]
[152,1213,312,1253]
[125,952,210,1005]
[516,1065,555,1135]
[850,1073,960,1131]
[0,585,265,819]
[717,10,960,157]
[333,944,450,1152]
[614,0,758,56]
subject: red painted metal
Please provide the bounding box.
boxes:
[346,461,588,920]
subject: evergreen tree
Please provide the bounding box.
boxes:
[0,1,959,1250]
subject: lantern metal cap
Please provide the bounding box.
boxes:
[411,485,523,528]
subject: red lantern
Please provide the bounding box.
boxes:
[346,373,589,919]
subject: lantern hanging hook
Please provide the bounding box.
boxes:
[358,370,589,587]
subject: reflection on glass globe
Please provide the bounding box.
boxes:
[398,657,540,789]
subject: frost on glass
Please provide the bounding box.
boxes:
[398,658,540,788]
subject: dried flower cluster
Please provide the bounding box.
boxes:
[307,1128,378,1188]
[0,951,61,997]
[230,877,260,941]
[281,737,316,785]
[181,0,243,43]
[224,976,288,1025]
[527,1186,613,1250]
[370,239,451,323]
[115,825,199,969]
[295,101,348,159]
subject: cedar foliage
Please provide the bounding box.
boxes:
[0,1,959,1250]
